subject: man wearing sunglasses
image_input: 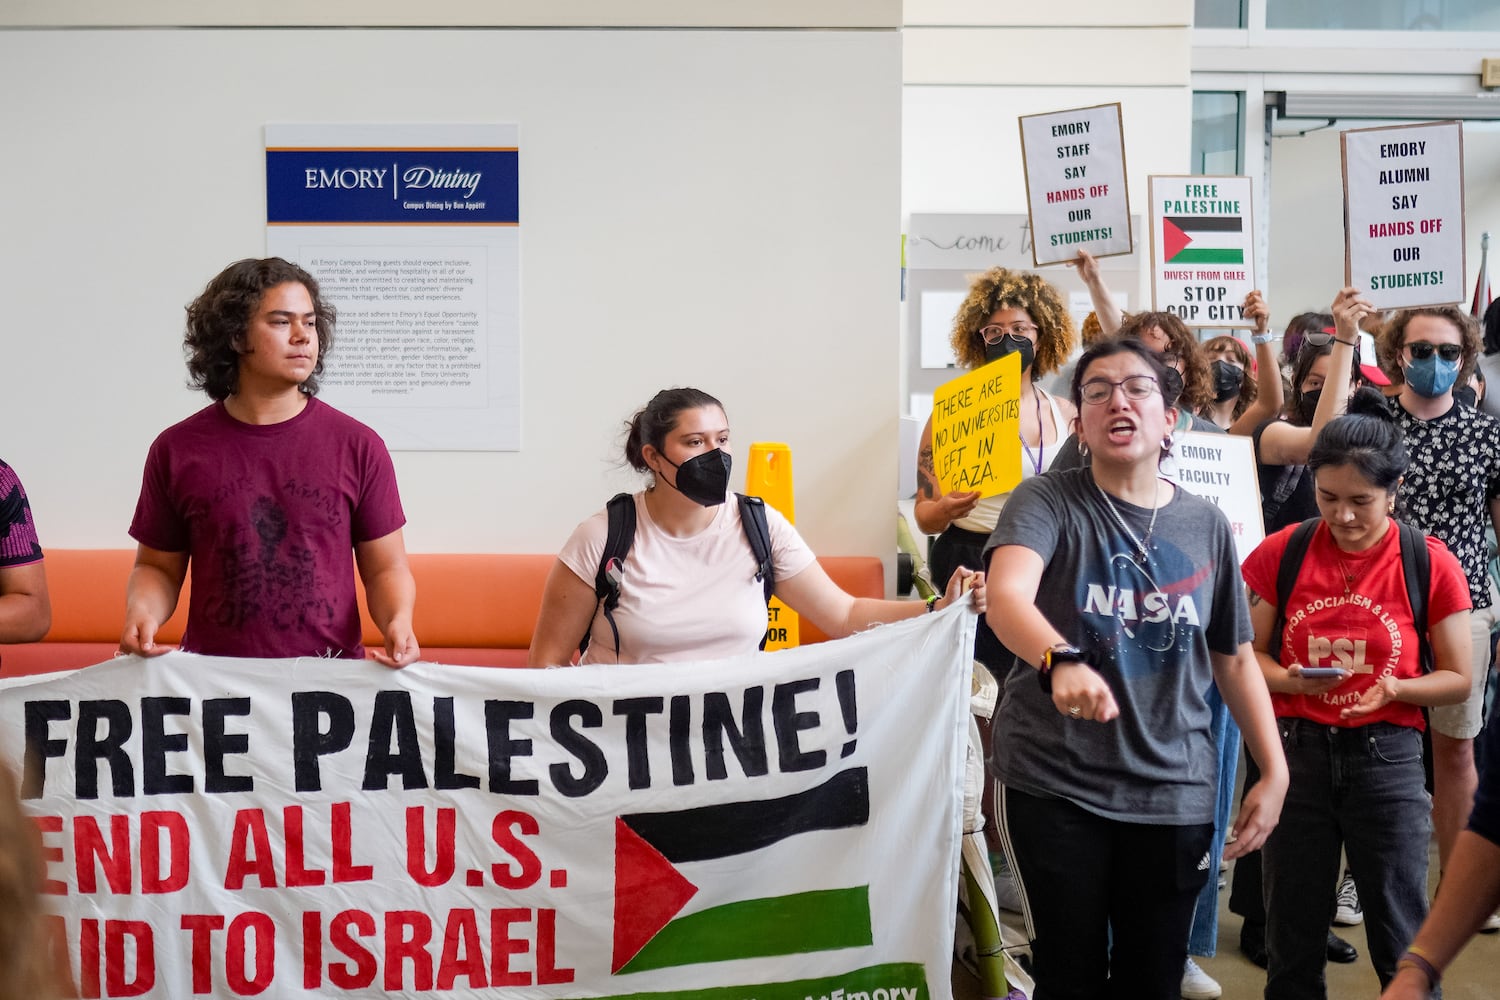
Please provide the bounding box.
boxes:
[1379,305,1500,932]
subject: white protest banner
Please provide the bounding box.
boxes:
[1149,175,1257,327]
[1166,430,1264,564]
[1342,120,1465,310]
[1019,103,1132,266]
[2,609,973,999]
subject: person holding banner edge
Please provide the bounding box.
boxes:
[530,387,986,668]
[120,258,421,667]
[914,266,1077,673]
[912,267,1075,994]
[983,338,1286,1000]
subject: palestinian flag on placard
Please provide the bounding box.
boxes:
[612,767,872,974]
[1162,216,1244,264]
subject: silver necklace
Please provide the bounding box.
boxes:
[1096,476,1160,565]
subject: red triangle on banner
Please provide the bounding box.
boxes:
[1162,217,1193,262]
[612,818,699,973]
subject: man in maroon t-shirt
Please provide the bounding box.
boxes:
[121,258,419,666]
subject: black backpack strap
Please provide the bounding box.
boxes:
[737,494,776,650]
[1270,517,1321,661]
[1396,519,1433,673]
[583,492,636,655]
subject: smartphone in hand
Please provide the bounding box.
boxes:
[1298,667,1347,679]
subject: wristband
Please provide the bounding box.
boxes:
[1335,336,1357,347]
[1038,642,1085,693]
[926,594,939,613]
[1396,949,1440,989]
[1251,332,1275,344]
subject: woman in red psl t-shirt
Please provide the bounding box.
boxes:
[1242,388,1472,997]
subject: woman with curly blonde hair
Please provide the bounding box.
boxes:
[915,267,1077,668]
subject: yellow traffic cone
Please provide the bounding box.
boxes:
[746,442,798,650]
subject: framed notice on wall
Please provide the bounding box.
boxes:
[1018,103,1132,266]
[1341,120,1465,310]
[266,123,521,451]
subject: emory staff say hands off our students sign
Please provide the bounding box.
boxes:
[1019,103,1132,266]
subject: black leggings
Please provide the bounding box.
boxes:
[1002,786,1213,1000]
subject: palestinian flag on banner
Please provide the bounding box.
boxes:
[612,767,871,974]
[1162,216,1244,265]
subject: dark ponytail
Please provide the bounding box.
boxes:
[1307,387,1407,490]
[623,387,724,472]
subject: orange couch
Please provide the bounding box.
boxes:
[1,549,885,676]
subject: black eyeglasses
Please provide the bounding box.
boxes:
[979,322,1039,345]
[1080,375,1160,405]
[1407,342,1462,362]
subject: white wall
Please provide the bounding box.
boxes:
[900,2,1196,410]
[1269,122,1500,321]
[0,18,901,574]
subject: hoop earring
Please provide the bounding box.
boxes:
[1078,440,1090,460]
[1162,434,1174,452]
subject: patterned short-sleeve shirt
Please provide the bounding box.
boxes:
[0,459,43,567]
[1391,398,1500,609]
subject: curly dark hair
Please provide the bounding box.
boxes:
[1117,311,1211,412]
[185,258,335,400]
[1376,305,1481,388]
[949,268,1076,376]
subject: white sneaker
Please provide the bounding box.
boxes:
[1481,910,1500,934]
[1334,871,1363,926]
[1181,958,1222,1000]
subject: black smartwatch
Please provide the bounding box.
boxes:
[1038,642,1085,694]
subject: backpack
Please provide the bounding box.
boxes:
[580,492,776,655]
[1269,516,1432,673]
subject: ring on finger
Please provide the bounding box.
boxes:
[1068,705,1082,718]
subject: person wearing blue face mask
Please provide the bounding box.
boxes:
[1378,305,1500,933]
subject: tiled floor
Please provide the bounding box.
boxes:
[953,839,1500,999]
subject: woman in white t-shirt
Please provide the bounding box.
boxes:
[529,387,983,666]
[914,266,1077,672]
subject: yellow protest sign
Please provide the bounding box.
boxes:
[931,352,1023,498]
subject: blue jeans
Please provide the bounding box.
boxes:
[1188,684,1240,958]
[1262,718,1433,1000]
